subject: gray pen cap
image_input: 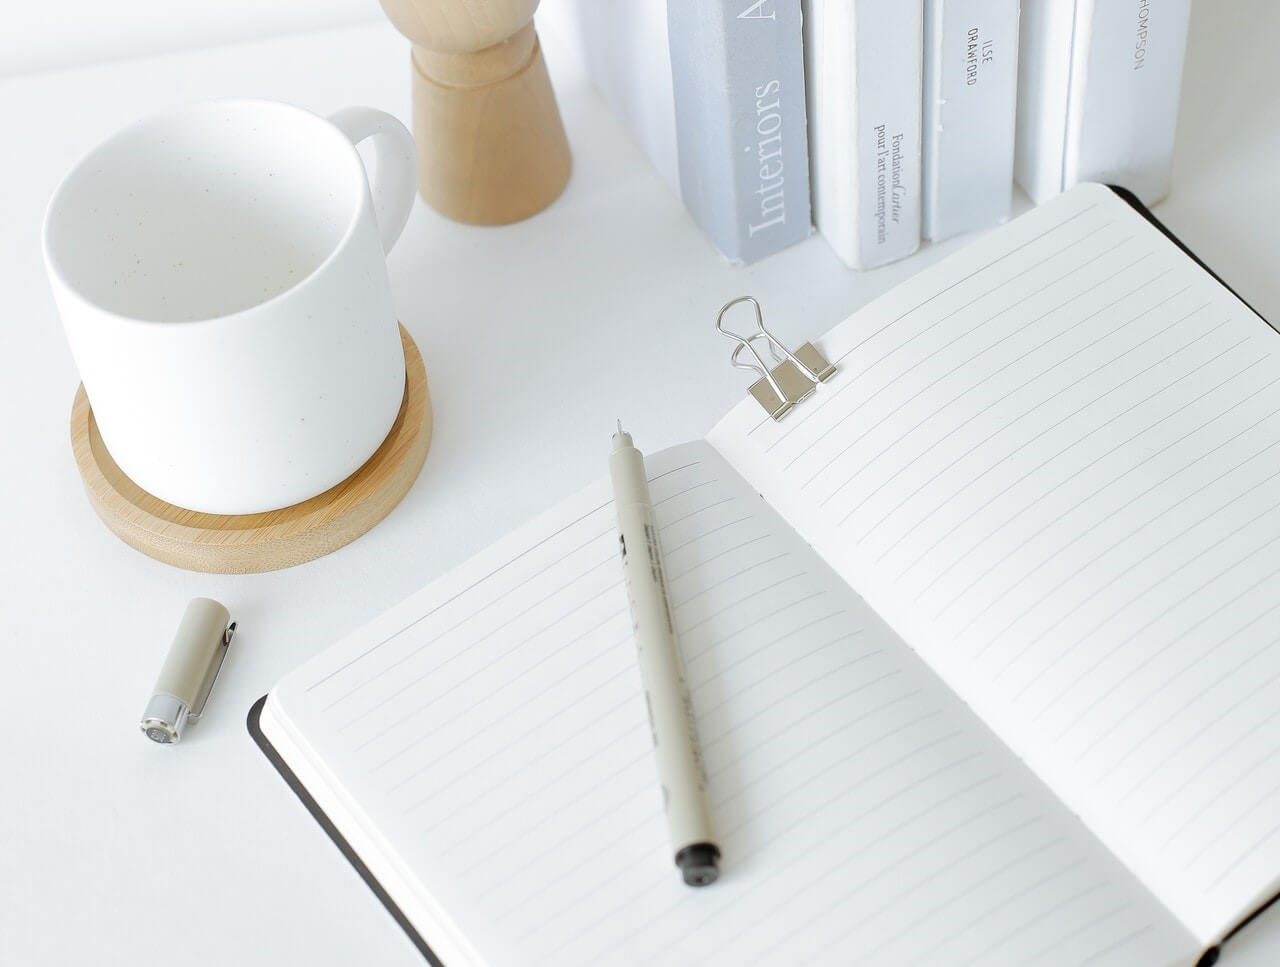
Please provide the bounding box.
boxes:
[141,598,235,744]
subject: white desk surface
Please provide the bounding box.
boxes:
[2,4,1278,964]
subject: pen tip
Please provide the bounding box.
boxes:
[611,420,634,450]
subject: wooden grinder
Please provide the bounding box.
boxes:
[379,0,572,224]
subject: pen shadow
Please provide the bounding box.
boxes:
[686,645,763,883]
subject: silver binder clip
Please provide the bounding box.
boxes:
[716,296,835,421]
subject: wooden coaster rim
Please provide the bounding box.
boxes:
[70,324,432,573]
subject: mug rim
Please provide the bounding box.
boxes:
[41,97,371,327]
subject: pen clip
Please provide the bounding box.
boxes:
[188,620,235,722]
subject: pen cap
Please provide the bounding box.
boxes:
[142,598,234,744]
[153,598,231,708]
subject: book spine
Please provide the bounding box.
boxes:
[538,0,680,194]
[667,1,812,264]
[1064,0,1191,205]
[805,0,923,270]
[922,0,1020,241]
[1013,0,1075,203]
[1016,0,1191,206]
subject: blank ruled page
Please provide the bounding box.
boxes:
[265,439,1192,967]
[710,183,1280,943]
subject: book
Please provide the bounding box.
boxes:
[922,0,1020,241]
[251,184,1280,966]
[1015,0,1192,206]
[802,0,924,270]
[541,1,811,265]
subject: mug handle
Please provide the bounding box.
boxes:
[328,107,418,254]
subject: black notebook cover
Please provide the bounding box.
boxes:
[246,187,1273,967]
[247,696,444,966]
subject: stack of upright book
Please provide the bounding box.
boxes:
[1015,0,1193,207]
[541,0,1192,269]
[541,1,812,264]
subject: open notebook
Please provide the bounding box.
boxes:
[250,184,1280,966]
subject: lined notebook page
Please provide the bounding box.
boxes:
[710,183,1280,943]
[267,440,1191,967]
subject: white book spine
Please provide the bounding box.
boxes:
[804,0,923,270]
[539,0,680,193]
[922,0,1020,241]
[1015,0,1191,205]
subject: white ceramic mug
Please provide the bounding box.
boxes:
[43,99,417,515]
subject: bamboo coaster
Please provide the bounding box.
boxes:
[70,324,431,574]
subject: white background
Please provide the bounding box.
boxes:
[2,0,380,77]
[1,1,1278,965]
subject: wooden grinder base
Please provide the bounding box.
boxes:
[69,324,432,574]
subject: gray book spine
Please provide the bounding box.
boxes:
[667,0,811,264]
